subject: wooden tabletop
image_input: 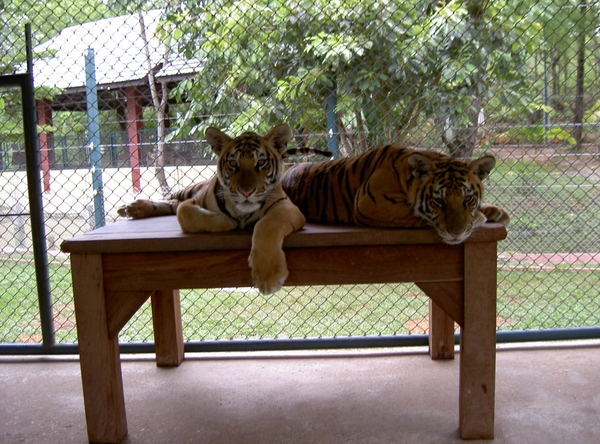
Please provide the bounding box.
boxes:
[60,216,507,254]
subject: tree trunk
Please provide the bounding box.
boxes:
[139,12,172,196]
[355,111,369,154]
[573,1,587,151]
[336,120,353,157]
[550,49,561,110]
[443,94,483,159]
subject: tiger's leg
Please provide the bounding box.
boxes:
[248,199,306,295]
[479,203,510,227]
[176,199,238,233]
[117,199,178,219]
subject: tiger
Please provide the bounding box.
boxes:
[281,144,509,245]
[117,124,306,295]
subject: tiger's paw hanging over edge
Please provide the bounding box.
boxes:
[248,247,289,295]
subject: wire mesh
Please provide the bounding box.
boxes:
[0,1,598,349]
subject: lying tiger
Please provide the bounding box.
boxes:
[118,124,306,295]
[281,144,509,244]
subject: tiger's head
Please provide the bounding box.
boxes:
[408,153,495,245]
[205,124,292,213]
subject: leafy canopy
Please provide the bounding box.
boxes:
[166,0,543,151]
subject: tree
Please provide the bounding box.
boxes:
[1,0,111,72]
[139,11,172,196]
[537,0,600,148]
[166,0,544,157]
[572,0,595,150]
[0,0,111,142]
[106,0,173,195]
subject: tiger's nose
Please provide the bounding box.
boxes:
[240,188,255,197]
[449,231,465,239]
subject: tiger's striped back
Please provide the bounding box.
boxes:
[282,145,421,223]
[282,144,508,244]
[167,180,209,202]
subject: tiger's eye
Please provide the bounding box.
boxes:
[228,160,237,168]
[256,159,266,167]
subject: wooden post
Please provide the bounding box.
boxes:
[151,289,185,367]
[417,281,462,360]
[71,254,128,443]
[459,241,497,439]
[428,299,455,359]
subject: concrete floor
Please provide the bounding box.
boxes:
[0,341,599,444]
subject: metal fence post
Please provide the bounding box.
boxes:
[85,48,105,229]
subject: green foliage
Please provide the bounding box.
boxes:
[0,0,115,138]
[165,0,543,148]
[498,126,576,145]
[544,128,576,145]
[584,99,600,123]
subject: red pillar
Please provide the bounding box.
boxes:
[36,99,53,193]
[126,86,143,193]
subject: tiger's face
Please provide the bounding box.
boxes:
[408,153,495,245]
[205,125,292,214]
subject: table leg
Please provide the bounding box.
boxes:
[459,242,497,439]
[428,299,455,359]
[151,289,184,367]
[71,254,127,443]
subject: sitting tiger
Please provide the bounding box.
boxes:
[281,144,509,244]
[118,124,306,295]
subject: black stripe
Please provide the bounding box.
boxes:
[262,196,288,213]
[214,182,233,218]
[358,151,376,183]
[319,170,330,222]
[354,205,372,225]
[384,194,399,204]
[391,149,406,184]
[406,173,415,189]
[365,181,377,204]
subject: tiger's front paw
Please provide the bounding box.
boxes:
[117,200,156,219]
[480,203,510,227]
[248,248,288,295]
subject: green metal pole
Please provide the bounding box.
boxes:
[85,48,105,228]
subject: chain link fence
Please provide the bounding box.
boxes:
[1,1,599,350]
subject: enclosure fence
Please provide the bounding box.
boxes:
[0,0,598,353]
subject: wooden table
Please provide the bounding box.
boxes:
[61,216,506,443]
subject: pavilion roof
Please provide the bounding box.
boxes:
[32,10,202,110]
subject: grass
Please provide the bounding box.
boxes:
[497,269,600,331]
[1,157,598,345]
[1,258,598,344]
[0,257,74,343]
[487,159,600,254]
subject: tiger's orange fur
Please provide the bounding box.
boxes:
[118,124,305,294]
[282,144,509,244]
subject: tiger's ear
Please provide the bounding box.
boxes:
[407,153,434,179]
[205,127,232,156]
[469,156,496,180]
[264,124,292,154]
